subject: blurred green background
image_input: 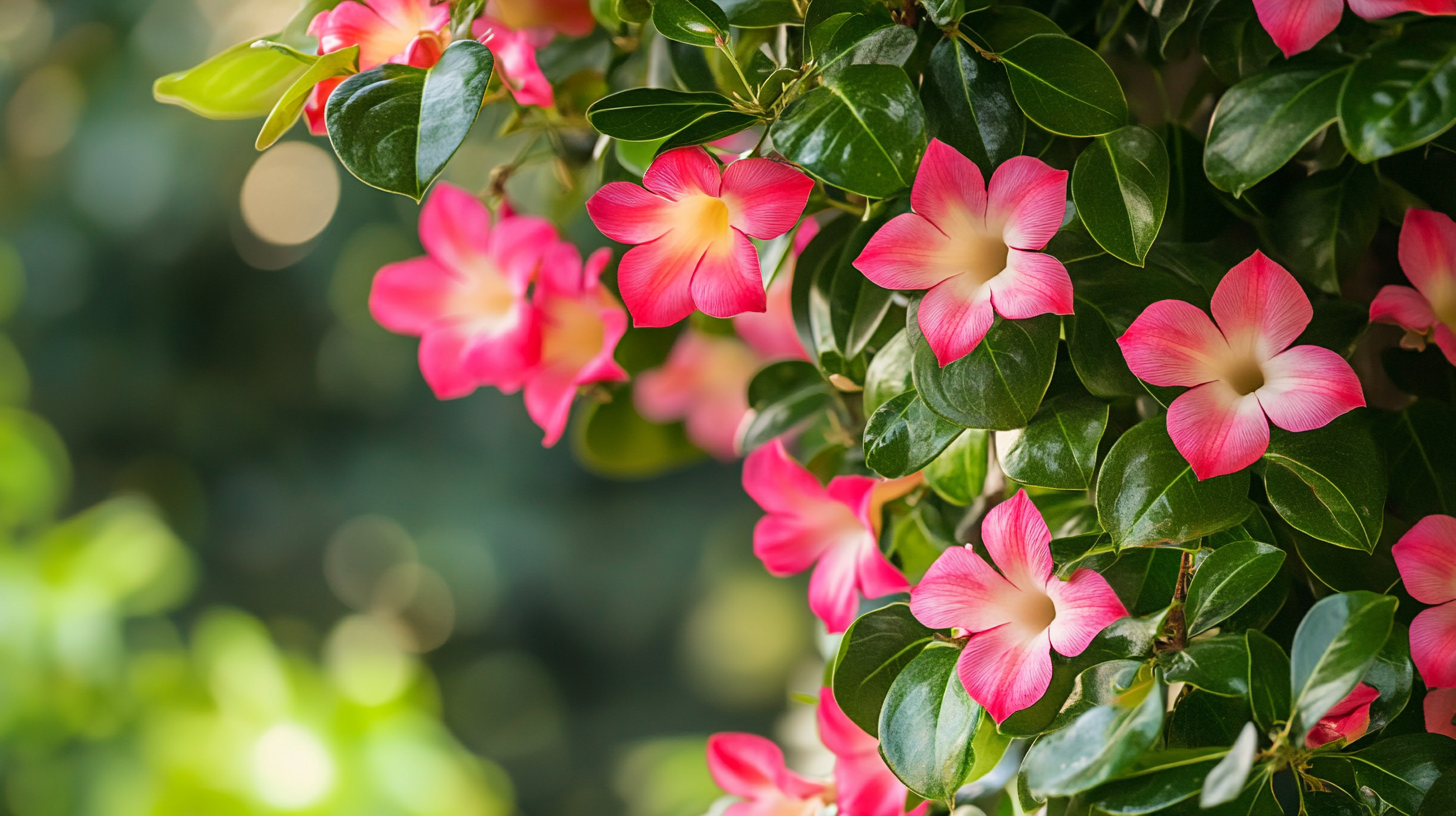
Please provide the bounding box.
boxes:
[0,1,827,813]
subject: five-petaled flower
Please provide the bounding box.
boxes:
[1370,208,1456,367]
[853,139,1073,367]
[1117,251,1366,481]
[586,147,814,327]
[743,439,919,634]
[1252,0,1456,58]
[1305,682,1380,748]
[706,732,830,816]
[818,688,927,816]
[1393,515,1456,690]
[910,490,1127,723]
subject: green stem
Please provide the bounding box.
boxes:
[1098,0,1136,54]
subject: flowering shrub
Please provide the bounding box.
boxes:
[157,0,1456,813]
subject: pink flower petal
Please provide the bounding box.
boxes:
[720,159,815,240]
[304,79,342,136]
[1425,687,1456,740]
[957,624,1054,723]
[523,360,580,447]
[1211,251,1312,361]
[837,754,920,816]
[811,543,866,634]
[1118,299,1227,388]
[474,18,554,108]
[986,155,1069,251]
[1306,682,1379,748]
[909,545,1021,632]
[1349,0,1456,17]
[1044,568,1127,657]
[586,182,676,245]
[1399,209,1456,316]
[745,440,845,574]
[707,733,793,800]
[734,266,809,362]
[420,183,495,278]
[643,147,722,201]
[981,490,1055,593]
[1370,284,1440,331]
[817,687,876,757]
[1252,0,1344,58]
[615,234,705,328]
[988,249,1074,320]
[370,256,461,335]
[1436,324,1456,366]
[1256,345,1365,433]
[857,537,912,600]
[854,213,962,291]
[1411,601,1456,688]
[460,301,540,394]
[487,0,597,36]
[1166,381,1270,480]
[1392,515,1456,606]
[311,0,442,69]
[911,139,989,232]
[918,274,996,367]
[418,326,479,400]
[691,229,767,319]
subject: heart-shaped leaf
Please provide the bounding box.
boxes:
[1339,22,1456,163]
[1263,411,1386,553]
[998,34,1129,138]
[908,305,1060,432]
[831,603,938,737]
[1185,541,1285,635]
[1072,125,1169,266]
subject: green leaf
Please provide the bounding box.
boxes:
[960,5,1062,52]
[864,329,915,417]
[920,0,983,27]
[997,392,1108,491]
[1340,22,1456,163]
[1096,416,1254,550]
[1364,622,1413,737]
[1263,412,1386,553]
[1344,734,1456,815]
[1053,532,1115,577]
[908,307,1060,432]
[879,644,1007,801]
[1246,630,1291,737]
[326,41,495,201]
[1272,161,1379,295]
[1291,527,1401,594]
[653,0,730,46]
[772,64,927,199]
[719,0,802,26]
[1103,548,1185,616]
[1383,401,1456,520]
[1168,689,1257,751]
[864,392,965,479]
[1200,722,1258,808]
[817,15,918,80]
[1290,591,1398,741]
[1072,126,1169,266]
[739,361,837,454]
[924,428,989,506]
[921,32,1024,170]
[1185,541,1285,635]
[1204,60,1350,197]
[572,391,707,478]
[154,36,313,120]
[256,45,358,150]
[1198,0,1279,86]
[1162,634,1250,697]
[587,88,737,141]
[832,603,937,738]
[1417,767,1456,816]
[661,111,760,150]
[998,34,1129,138]
[1023,664,1165,797]
[1087,750,1224,815]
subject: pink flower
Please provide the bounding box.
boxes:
[586,147,815,327]
[472,17,555,108]
[1393,515,1456,689]
[818,688,927,816]
[1425,687,1456,739]
[1117,251,1366,481]
[1305,682,1379,748]
[1370,208,1456,367]
[732,220,819,363]
[634,329,764,460]
[487,0,596,37]
[1253,0,1456,58]
[706,733,830,816]
[744,439,919,634]
[524,244,628,446]
[370,183,553,399]
[853,139,1072,367]
[909,491,1127,724]
[304,0,451,134]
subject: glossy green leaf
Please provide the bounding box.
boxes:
[832,603,937,737]
[1022,663,1164,797]
[661,111,760,149]
[1290,591,1398,741]
[1052,533,1115,577]
[653,0,730,46]
[154,36,312,120]
[1167,689,1257,751]
[1103,548,1184,616]
[997,392,1108,491]
[1200,722,1258,808]
[1273,161,1379,295]
[1204,60,1349,197]
[817,15,917,79]
[1185,541,1285,635]
[924,428,989,506]
[1345,734,1456,815]
[719,0,801,26]
[1383,401,1456,520]
[1072,126,1169,266]
[772,64,927,199]
[960,6,1062,52]
[1292,528,1401,594]
[1162,634,1250,697]
[1198,0,1279,86]
[572,391,706,478]
[864,392,965,479]
[908,307,1060,432]
[1340,22,1456,163]
[1096,416,1253,550]
[998,34,1129,138]
[1206,769,1282,816]
[920,33,1024,170]
[889,503,953,585]
[920,0,986,27]
[1246,630,1291,736]
[1417,767,1456,816]
[1263,412,1386,553]
[587,88,737,141]
[1088,750,1223,815]
[1364,622,1413,737]
[863,329,915,417]
[739,361,837,454]
[256,45,358,150]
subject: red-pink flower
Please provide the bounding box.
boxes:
[909,491,1127,724]
[1425,687,1456,739]
[706,733,830,816]
[524,244,628,446]
[1253,0,1456,58]
[370,183,552,399]
[1370,208,1456,367]
[472,17,555,108]
[1393,515,1456,689]
[732,219,819,363]
[486,0,595,37]
[1117,251,1365,481]
[1305,682,1379,748]
[305,0,451,134]
[818,688,927,816]
[744,440,918,634]
[634,329,764,460]
[586,147,814,327]
[853,139,1072,367]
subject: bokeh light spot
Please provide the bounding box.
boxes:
[240,141,340,247]
[6,65,84,159]
[679,573,810,709]
[325,614,415,706]
[324,515,416,612]
[252,723,335,809]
